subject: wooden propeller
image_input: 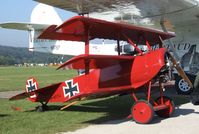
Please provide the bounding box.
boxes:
[158,36,193,88]
[167,52,193,88]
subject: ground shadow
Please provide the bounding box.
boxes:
[24,105,63,112]
[150,106,199,124]
[173,107,199,117]
[24,94,199,125]
[0,114,10,117]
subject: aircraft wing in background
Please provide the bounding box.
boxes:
[0,22,49,31]
[34,0,199,27]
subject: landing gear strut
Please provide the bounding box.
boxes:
[36,102,48,112]
[130,80,175,124]
[154,96,175,118]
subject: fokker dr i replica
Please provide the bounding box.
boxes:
[10,16,193,124]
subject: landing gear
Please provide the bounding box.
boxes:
[175,74,195,95]
[36,102,48,112]
[154,96,175,118]
[130,80,175,124]
[131,100,154,124]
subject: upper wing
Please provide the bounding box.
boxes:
[0,22,50,31]
[38,16,175,45]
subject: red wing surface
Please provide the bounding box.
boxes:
[38,16,175,45]
[57,54,134,70]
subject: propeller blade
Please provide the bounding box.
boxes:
[168,52,193,88]
[158,36,193,88]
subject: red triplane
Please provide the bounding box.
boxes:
[10,16,193,124]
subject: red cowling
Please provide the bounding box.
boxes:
[131,48,166,88]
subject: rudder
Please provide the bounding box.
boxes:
[31,3,62,25]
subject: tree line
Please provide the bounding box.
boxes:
[0,45,70,65]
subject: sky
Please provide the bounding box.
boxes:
[0,0,76,47]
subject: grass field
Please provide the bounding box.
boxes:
[0,66,77,91]
[0,66,190,134]
[0,96,134,134]
[0,66,133,134]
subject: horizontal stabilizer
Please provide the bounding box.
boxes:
[10,82,62,101]
[9,92,29,100]
[0,22,50,31]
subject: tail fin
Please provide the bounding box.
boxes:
[25,77,38,100]
[9,77,38,101]
[29,3,62,52]
[31,3,62,25]
[26,77,39,93]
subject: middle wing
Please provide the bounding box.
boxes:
[57,54,134,70]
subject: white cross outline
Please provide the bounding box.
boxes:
[26,78,38,93]
[63,79,80,98]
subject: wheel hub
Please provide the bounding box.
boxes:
[178,79,191,92]
[132,100,154,124]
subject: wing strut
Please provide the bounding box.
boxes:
[84,25,90,74]
[122,33,143,55]
[117,33,121,55]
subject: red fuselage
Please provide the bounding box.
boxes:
[28,48,166,103]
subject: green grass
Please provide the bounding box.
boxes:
[0,95,134,134]
[0,66,77,91]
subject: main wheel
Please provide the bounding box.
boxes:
[131,100,154,124]
[175,74,195,95]
[154,96,175,118]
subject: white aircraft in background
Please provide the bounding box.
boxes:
[0,4,118,56]
[1,0,199,95]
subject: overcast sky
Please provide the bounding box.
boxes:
[0,0,75,47]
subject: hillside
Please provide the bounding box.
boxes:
[0,45,70,65]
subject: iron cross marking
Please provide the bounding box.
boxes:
[26,79,37,92]
[63,80,79,98]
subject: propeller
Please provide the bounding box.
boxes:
[167,52,193,88]
[159,36,193,88]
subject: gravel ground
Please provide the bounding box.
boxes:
[59,102,199,134]
[0,90,23,99]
